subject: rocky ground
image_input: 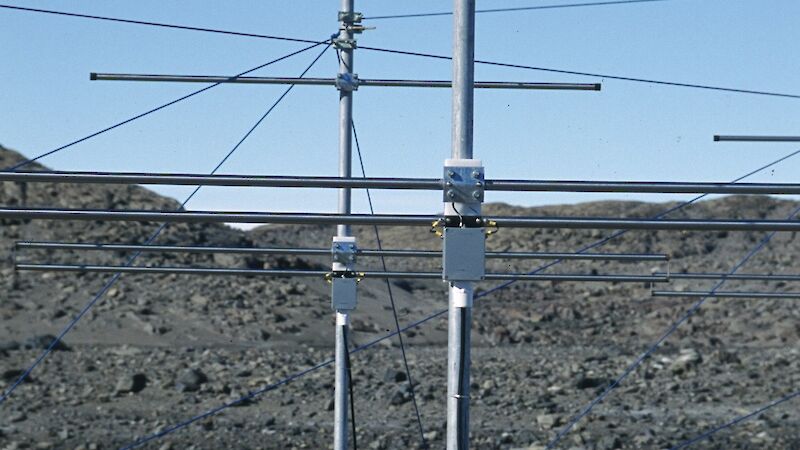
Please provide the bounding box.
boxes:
[1,145,799,449]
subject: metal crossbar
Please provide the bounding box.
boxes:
[4,170,800,195]
[4,208,800,231]
[14,263,668,283]
[14,241,669,261]
[90,73,601,90]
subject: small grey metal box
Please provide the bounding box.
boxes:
[443,227,486,281]
[331,277,357,310]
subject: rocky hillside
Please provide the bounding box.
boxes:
[1,145,799,449]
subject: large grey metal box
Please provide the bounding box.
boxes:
[443,227,485,281]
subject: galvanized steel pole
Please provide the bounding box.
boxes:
[334,2,355,449]
[448,1,476,448]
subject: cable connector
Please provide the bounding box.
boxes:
[430,219,444,238]
[485,219,499,237]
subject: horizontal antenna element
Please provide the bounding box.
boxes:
[652,290,800,299]
[4,208,800,231]
[714,135,800,142]
[14,263,668,283]
[15,241,668,261]
[90,73,601,91]
[3,171,800,194]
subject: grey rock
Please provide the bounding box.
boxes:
[115,373,147,395]
[575,375,607,390]
[383,369,407,383]
[176,368,208,392]
[670,349,703,374]
[536,414,562,429]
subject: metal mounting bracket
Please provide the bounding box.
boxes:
[333,38,357,50]
[336,73,360,91]
[331,237,358,311]
[338,11,364,23]
[443,159,484,203]
[331,236,357,270]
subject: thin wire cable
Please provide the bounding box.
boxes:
[0,4,319,44]
[352,121,428,447]
[5,40,329,171]
[0,44,331,404]
[342,325,358,450]
[669,390,800,450]
[116,146,800,447]
[364,0,671,20]
[544,204,800,449]
[356,46,800,100]
[5,4,800,100]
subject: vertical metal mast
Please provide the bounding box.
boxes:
[448,0,477,449]
[333,1,356,449]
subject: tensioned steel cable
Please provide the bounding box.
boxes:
[0,44,331,404]
[355,46,800,100]
[352,120,428,447]
[4,40,329,171]
[3,4,800,100]
[117,150,800,447]
[342,325,358,450]
[669,390,800,449]
[543,205,800,449]
[364,0,672,20]
[0,4,319,44]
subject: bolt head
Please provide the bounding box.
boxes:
[447,190,456,198]
[447,170,456,177]
[472,170,482,179]
[475,181,483,187]
[472,191,481,199]
[445,181,453,187]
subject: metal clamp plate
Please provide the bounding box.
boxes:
[332,236,357,270]
[333,38,357,50]
[336,73,360,91]
[338,11,364,23]
[443,160,484,203]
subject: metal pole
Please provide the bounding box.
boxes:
[449,1,475,448]
[334,2,355,449]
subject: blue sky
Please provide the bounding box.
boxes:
[1,0,799,223]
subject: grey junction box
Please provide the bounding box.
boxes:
[442,227,486,281]
[331,277,357,311]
